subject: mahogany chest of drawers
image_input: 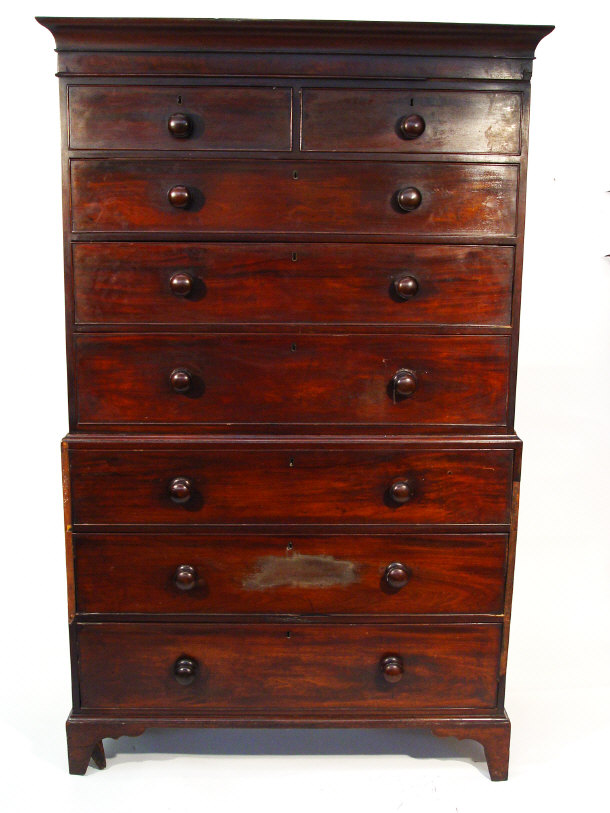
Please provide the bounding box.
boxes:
[38,17,552,780]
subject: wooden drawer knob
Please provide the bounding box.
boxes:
[389,480,413,505]
[168,185,192,208]
[170,272,194,297]
[380,654,404,683]
[394,275,419,300]
[173,564,198,591]
[170,368,192,393]
[399,114,425,140]
[392,369,417,398]
[168,112,193,139]
[396,187,422,212]
[174,656,197,685]
[384,562,411,590]
[169,476,194,504]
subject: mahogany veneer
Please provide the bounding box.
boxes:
[38,17,552,780]
[70,159,519,236]
[77,622,503,712]
[72,243,515,327]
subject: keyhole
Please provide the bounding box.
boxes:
[290,343,297,352]
[287,541,293,551]
[177,95,182,105]
[410,97,414,106]
[289,457,295,467]
[291,252,298,262]
[286,631,291,638]
[292,170,299,180]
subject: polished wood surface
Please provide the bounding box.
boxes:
[73,532,508,614]
[68,446,514,526]
[77,622,503,711]
[72,242,515,328]
[37,16,552,779]
[36,18,554,58]
[74,333,510,429]
[70,159,518,236]
[302,89,521,154]
[68,85,292,151]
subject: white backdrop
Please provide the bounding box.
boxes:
[1,2,608,811]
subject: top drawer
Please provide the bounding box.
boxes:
[302,89,522,154]
[68,85,292,151]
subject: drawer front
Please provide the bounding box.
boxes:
[302,89,521,154]
[75,334,510,429]
[70,159,518,236]
[74,533,508,615]
[73,243,514,327]
[68,85,292,151]
[77,622,502,712]
[69,448,514,526]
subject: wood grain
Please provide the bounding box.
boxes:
[70,159,518,237]
[72,242,514,328]
[74,333,510,428]
[73,532,508,615]
[302,89,521,154]
[77,621,502,712]
[35,16,553,779]
[68,446,514,526]
[68,85,292,151]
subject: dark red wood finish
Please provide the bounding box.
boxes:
[68,85,292,151]
[77,622,503,712]
[37,17,552,780]
[70,159,518,237]
[73,532,508,615]
[68,446,514,527]
[36,18,554,57]
[74,333,510,429]
[72,243,514,328]
[301,89,522,154]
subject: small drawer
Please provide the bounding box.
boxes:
[74,333,510,429]
[74,532,508,615]
[302,89,522,154]
[72,242,514,327]
[68,446,514,527]
[76,622,502,712]
[68,85,292,151]
[70,159,518,237]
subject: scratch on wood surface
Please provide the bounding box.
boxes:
[243,552,360,590]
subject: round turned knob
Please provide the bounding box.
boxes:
[168,185,191,209]
[380,654,404,684]
[170,272,194,297]
[169,476,194,504]
[399,114,426,140]
[389,480,413,505]
[392,369,417,398]
[396,187,422,212]
[174,657,197,686]
[173,564,198,591]
[170,368,192,393]
[384,562,410,590]
[168,112,193,139]
[394,275,419,300]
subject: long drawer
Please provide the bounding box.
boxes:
[74,532,508,615]
[70,159,518,236]
[72,242,514,327]
[77,622,502,712]
[74,333,510,429]
[68,85,293,151]
[68,447,514,527]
